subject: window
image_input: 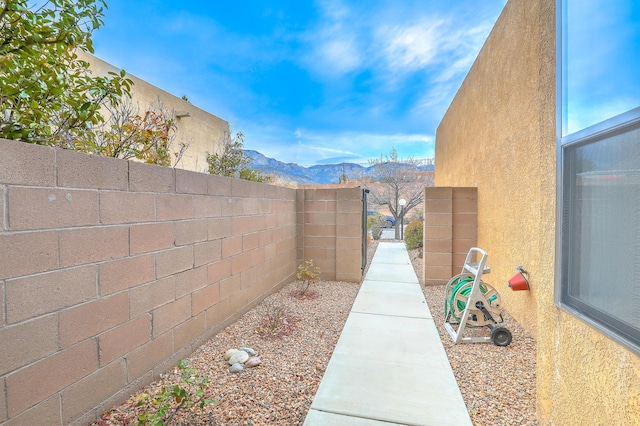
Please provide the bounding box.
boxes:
[557,0,640,354]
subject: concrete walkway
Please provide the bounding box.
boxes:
[304,242,472,426]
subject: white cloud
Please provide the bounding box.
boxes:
[378,20,445,71]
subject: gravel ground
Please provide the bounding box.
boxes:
[408,248,538,426]
[93,241,537,425]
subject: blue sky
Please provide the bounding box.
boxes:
[92,0,507,166]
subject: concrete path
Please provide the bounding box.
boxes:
[304,242,472,426]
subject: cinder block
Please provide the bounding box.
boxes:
[192,284,220,315]
[125,332,173,381]
[174,220,208,246]
[425,265,454,281]
[424,213,452,227]
[221,236,243,258]
[0,314,58,376]
[231,178,252,198]
[242,197,261,217]
[425,187,453,199]
[175,266,208,299]
[207,174,233,197]
[0,379,7,423]
[425,198,453,213]
[3,395,61,426]
[424,252,453,267]
[240,266,258,290]
[194,195,221,218]
[336,213,360,227]
[8,187,98,231]
[219,275,241,300]
[222,197,244,216]
[0,282,3,326]
[424,225,452,240]
[452,213,477,227]
[59,226,129,267]
[57,149,127,190]
[259,230,274,247]
[452,225,477,239]
[6,266,97,324]
[99,254,155,296]
[424,239,453,253]
[194,240,222,267]
[100,191,155,224]
[452,187,477,199]
[152,296,191,337]
[336,200,361,214]
[304,224,336,237]
[176,169,208,195]
[98,316,151,366]
[156,194,194,221]
[250,248,264,267]
[208,217,232,240]
[336,224,360,238]
[173,313,206,351]
[129,276,176,319]
[128,161,175,193]
[59,292,129,347]
[259,199,272,214]
[207,259,231,284]
[0,231,58,280]
[452,238,476,254]
[6,340,98,417]
[231,252,252,275]
[243,233,260,252]
[0,139,56,186]
[61,359,127,424]
[155,246,193,278]
[452,197,477,213]
[231,216,252,235]
[130,222,175,255]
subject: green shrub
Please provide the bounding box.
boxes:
[404,220,423,249]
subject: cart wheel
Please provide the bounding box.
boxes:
[491,326,512,346]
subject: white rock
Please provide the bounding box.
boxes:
[224,349,239,361]
[228,350,250,365]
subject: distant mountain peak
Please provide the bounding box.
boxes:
[245,150,433,185]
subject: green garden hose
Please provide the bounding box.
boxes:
[444,277,489,323]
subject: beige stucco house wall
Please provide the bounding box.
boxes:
[435,0,640,424]
[77,51,229,173]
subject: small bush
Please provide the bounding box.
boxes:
[404,220,423,249]
[368,214,385,240]
[296,260,321,296]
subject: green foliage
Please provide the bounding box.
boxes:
[404,220,423,250]
[296,259,321,296]
[136,359,216,426]
[206,131,269,182]
[0,0,133,145]
[368,214,384,240]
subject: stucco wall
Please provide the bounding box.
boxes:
[78,51,229,174]
[0,138,363,425]
[435,0,640,424]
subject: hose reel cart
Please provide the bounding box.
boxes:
[444,247,512,346]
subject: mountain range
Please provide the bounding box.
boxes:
[245,150,434,185]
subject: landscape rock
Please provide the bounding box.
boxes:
[228,350,250,365]
[224,348,239,361]
[229,363,243,373]
[244,356,262,368]
[239,347,256,356]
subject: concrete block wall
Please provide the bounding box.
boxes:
[296,187,363,283]
[0,138,308,425]
[423,187,478,286]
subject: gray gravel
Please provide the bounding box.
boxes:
[93,242,537,425]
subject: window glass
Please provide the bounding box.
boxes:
[563,128,640,340]
[563,0,640,136]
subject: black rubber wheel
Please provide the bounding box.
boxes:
[491,326,512,346]
[385,220,394,228]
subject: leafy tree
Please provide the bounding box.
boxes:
[206,131,269,182]
[367,148,432,239]
[0,0,132,145]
